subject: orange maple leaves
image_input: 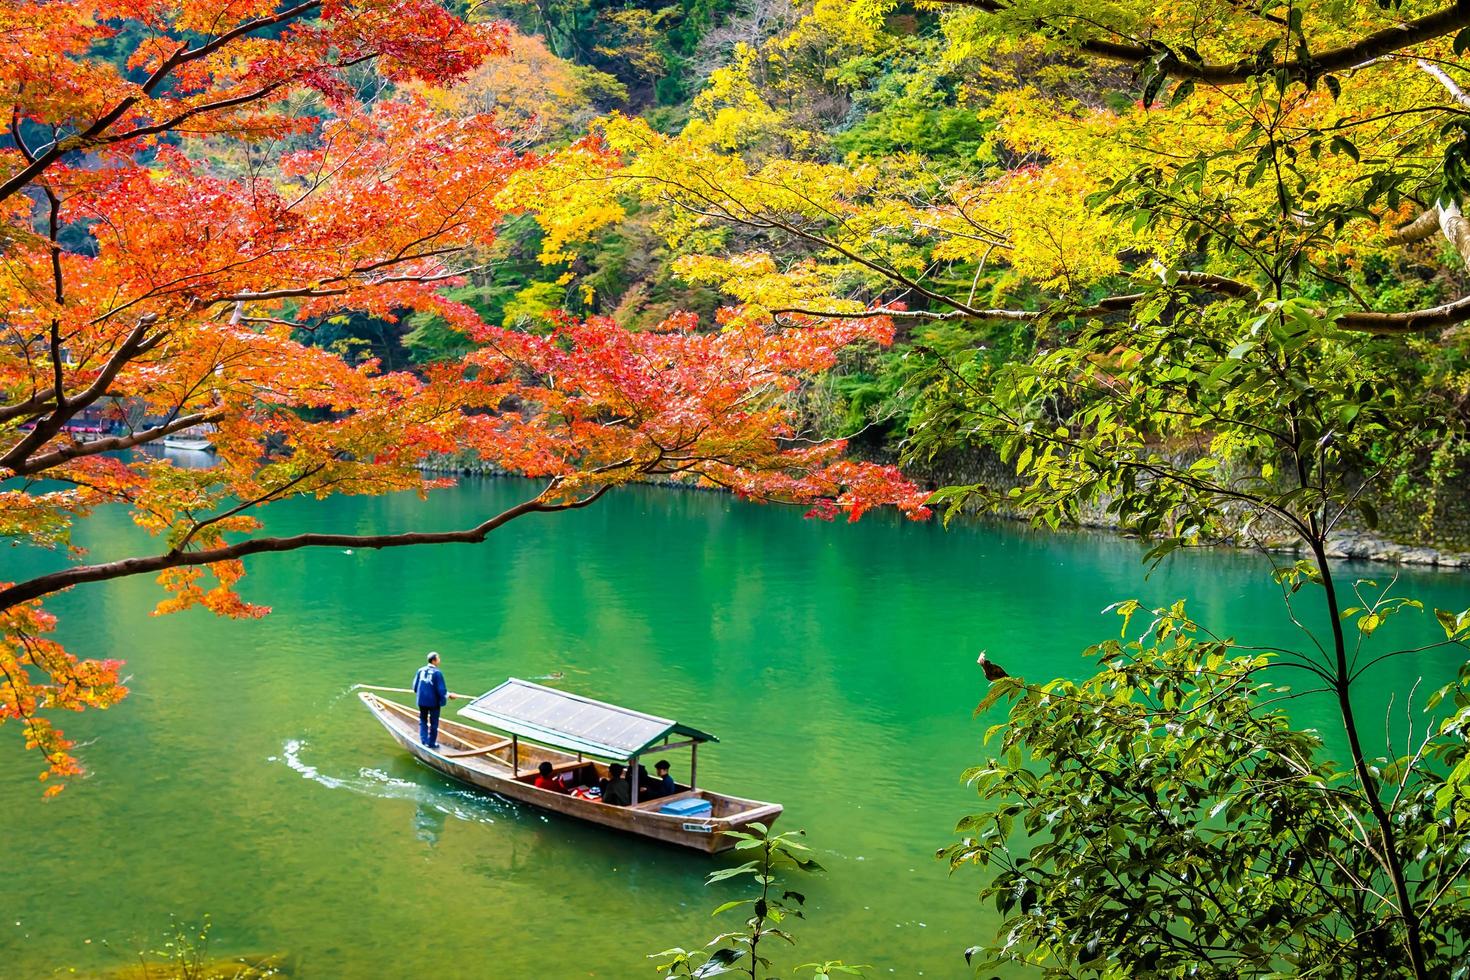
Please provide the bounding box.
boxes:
[455,310,931,518]
[0,1,502,149]
[0,0,531,788]
[0,1,930,791]
[0,597,128,795]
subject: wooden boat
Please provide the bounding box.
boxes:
[162,429,214,451]
[357,678,782,854]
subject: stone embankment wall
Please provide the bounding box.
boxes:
[418,451,516,477]
[1323,491,1470,567]
[906,450,1470,570]
[421,450,1470,569]
[415,452,729,494]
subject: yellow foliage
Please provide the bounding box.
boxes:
[507,0,1470,322]
[413,30,624,137]
[776,0,893,60]
[931,162,1133,292]
[685,45,798,153]
[496,135,626,264]
[674,253,869,312]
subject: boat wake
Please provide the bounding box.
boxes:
[272,738,506,826]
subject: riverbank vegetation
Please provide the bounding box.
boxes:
[6,0,1470,976]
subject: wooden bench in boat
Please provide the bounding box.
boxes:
[630,789,699,811]
[443,737,511,759]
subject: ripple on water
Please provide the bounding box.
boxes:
[271,738,506,826]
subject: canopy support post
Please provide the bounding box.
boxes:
[512,735,519,776]
[690,742,698,790]
[630,755,640,805]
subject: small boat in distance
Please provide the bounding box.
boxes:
[357,678,782,853]
[161,424,214,451]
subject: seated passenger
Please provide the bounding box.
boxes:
[650,759,677,798]
[533,761,566,792]
[602,762,631,806]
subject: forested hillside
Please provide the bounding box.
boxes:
[412,0,1031,447]
[335,0,1470,527]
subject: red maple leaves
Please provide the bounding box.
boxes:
[0,1,929,790]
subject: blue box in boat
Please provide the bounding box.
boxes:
[659,797,713,817]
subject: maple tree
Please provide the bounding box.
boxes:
[414,28,626,139]
[0,1,929,793]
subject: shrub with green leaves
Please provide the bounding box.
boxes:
[653,825,865,980]
[946,600,1470,977]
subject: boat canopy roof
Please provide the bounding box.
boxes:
[457,678,718,759]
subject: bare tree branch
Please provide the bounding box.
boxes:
[1336,292,1470,333]
[776,270,1470,335]
[213,268,477,304]
[937,0,1470,85]
[8,410,226,476]
[0,482,616,610]
[0,314,164,472]
[1383,208,1444,245]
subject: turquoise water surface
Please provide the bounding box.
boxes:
[2,478,1466,977]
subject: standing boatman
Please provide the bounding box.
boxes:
[413,651,450,749]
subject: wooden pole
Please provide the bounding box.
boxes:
[353,683,473,700]
[690,742,698,790]
[512,734,519,776]
[442,737,512,760]
[630,755,640,805]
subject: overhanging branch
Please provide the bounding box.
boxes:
[1383,209,1444,245]
[935,0,1470,85]
[8,410,226,476]
[774,272,1470,336]
[0,2,324,204]
[773,271,1251,324]
[0,482,615,611]
[213,267,477,305]
[1335,293,1470,333]
[0,314,164,472]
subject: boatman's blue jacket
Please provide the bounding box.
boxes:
[413,665,448,707]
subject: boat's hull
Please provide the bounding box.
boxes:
[359,692,781,854]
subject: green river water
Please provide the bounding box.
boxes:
[2,477,1467,978]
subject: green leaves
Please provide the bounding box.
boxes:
[1435,607,1470,640]
[1328,135,1360,163]
[1138,49,1173,108]
[792,962,865,979]
[907,239,1463,585]
[922,483,987,528]
[706,861,760,884]
[655,826,847,979]
[945,602,1470,976]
